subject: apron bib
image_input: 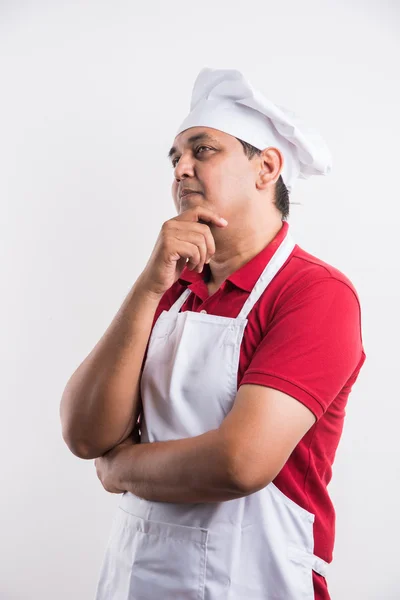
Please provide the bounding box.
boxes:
[95,231,329,600]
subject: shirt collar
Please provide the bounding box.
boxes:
[178,220,290,293]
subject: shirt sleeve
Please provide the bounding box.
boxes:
[239,277,365,420]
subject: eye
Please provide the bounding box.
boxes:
[195,145,210,155]
[171,146,211,167]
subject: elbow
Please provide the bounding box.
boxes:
[61,423,122,460]
[61,431,89,460]
[227,449,272,496]
[234,473,271,495]
[228,466,262,496]
[60,388,104,459]
[61,427,100,460]
[230,464,272,495]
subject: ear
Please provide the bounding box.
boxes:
[256,147,284,191]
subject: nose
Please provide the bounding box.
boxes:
[174,152,195,181]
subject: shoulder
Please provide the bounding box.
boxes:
[281,244,362,306]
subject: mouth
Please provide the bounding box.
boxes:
[180,191,200,199]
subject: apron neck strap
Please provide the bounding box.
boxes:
[167,232,296,318]
[169,287,192,314]
[237,232,296,320]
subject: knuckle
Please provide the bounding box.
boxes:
[162,219,176,234]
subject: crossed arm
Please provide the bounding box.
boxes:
[94,383,316,503]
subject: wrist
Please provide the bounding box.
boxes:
[115,443,140,493]
[136,273,165,302]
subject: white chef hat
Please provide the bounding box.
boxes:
[175,67,332,193]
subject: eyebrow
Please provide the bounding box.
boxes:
[167,133,220,161]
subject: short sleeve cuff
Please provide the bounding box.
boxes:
[239,371,325,420]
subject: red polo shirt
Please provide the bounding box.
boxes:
[142,219,367,600]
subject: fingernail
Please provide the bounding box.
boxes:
[219,218,228,225]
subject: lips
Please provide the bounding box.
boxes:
[180,189,200,198]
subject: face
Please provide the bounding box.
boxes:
[168,127,262,224]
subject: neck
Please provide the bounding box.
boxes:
[208,216,284,288]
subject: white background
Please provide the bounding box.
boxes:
[0,1,398,598]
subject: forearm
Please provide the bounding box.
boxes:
[60,274,162,459]
[116,429,247,503]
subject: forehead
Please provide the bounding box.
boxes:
[168,127,235,157]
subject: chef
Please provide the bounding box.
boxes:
[83,67,366,599]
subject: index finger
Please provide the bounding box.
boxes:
[176,206,228,227]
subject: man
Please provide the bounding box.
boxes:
[60,68,366,599]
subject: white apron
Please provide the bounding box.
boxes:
[94,230,329,600]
